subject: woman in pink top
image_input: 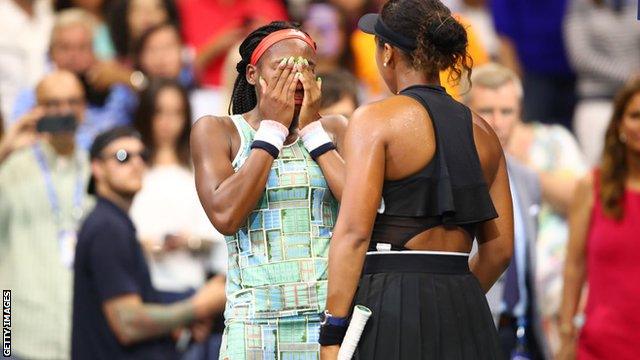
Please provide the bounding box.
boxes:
[558,79,640,360]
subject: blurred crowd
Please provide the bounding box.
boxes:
[0,0,638,359]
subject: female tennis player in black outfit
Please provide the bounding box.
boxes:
[319,1,513,359]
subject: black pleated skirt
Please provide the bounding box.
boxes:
[352,253,503,360]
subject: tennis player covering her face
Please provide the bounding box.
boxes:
[191,22,348,360]
[320,1,514,359]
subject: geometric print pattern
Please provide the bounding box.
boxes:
[220,314,321,360]
[220,115,338,360]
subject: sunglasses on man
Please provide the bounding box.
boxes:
[100,149,151,164]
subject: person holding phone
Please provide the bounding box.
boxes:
[0,70,94,359]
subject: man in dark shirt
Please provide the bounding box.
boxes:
[72,126,225,359]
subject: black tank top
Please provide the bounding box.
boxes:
[370,84,497,250]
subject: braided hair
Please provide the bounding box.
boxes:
[229,21,304,115]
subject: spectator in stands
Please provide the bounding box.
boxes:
[130,79,227,357]
[465,64,550,359]
[0,107,43,164]
[302,2,352,74]
[465,63,587,352]
[0,70,93,360]
[107,0,180,61]
[73,126,225,359]
[131,78,224,301]
[178,0,287,88]
[318,69,359,118]
[55,0,116,60]
[564,0,640,166]
[11,9,137,150]
[491,0,576,129]
[559,79,640,360]
[0,0,53,123]
[132,23,196,90]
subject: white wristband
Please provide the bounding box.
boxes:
[299,121,332,152]
[253,120,289,152]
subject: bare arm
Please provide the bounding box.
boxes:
[191,117,276,235]
[102,276,226,346]
[325,107,386,318]
[469,116,514,292]
[558,175,593,344]
[539,171,578,215]
[192,58,298,234]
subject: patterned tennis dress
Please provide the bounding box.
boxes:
[218,115,339,360]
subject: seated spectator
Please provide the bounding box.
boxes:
[73,126,225,359]
[558,79,640,360]
[564,0,640,166]
[465,63,587,352]
[0,0,53,122]
[130,78,224,299]
[132,23,196,90]
[55,0,116,60]
[318,69,359,118]
[0,70,93,359]
[302,2,352,74]
[11,9,137,150]
[107,0,180,62]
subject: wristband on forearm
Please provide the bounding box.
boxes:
[250,120,289,159]
[300,121,336,161]
[319,323,348,346]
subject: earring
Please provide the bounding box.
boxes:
[620,132,628,143]
[383,62,388,67]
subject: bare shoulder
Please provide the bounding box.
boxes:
[471,112,502,154]
[470,112,505,184]
[191,115,236,159]
[350,96,417,130]
[192,115,234,138]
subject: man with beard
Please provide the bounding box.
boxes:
[72,126,226,359]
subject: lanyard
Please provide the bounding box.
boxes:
[33,143,85,226]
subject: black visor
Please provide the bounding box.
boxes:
[358,13,417,53]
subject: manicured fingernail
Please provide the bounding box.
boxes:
[303,59,309,66]
[288,56,295,65]
[317,76,321,82]
[279,58,287,66]
[295,72,302,79]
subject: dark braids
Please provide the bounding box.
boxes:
[229,21,304,115]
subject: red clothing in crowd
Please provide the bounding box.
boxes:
[578,173,640,359]
[178,0,288,87]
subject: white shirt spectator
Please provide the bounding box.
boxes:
[130,164,226,293]
[0,0,53,125]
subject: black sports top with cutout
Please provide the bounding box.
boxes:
[370,85,498,251]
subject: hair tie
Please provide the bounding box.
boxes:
[236,60,247,73]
